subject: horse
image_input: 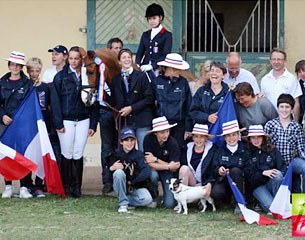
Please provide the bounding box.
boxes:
[79,47,121,106]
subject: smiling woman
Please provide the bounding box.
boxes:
[190,61,229,126]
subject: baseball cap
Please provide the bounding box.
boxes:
[48,45,68,54]
[120,127,136,140]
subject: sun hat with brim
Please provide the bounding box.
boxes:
[242,125,271,138]
[5,51,26,65]
[157,53,190,70]
[218,120,246,136]
[186,123,214,138]
[147,116,177,133]
[120,127,136,140]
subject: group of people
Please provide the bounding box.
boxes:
[1,3,305,216]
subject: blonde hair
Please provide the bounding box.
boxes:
[200,60,212,72]
[26,57,43,70]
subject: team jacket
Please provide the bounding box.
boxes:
[0,71,33,123]
[111,69,154,128]
[213,141,251,178]
[51,64,98,130]
[152,75,192,131]
[190,81,229,125]
[247,146,286,189]
[136,27,172,70]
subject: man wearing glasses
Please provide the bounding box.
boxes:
[223,52,260,95]
[261,48,302,122]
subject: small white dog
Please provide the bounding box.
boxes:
[168,178,216,215]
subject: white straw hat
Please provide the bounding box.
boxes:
[157,53,189,70]
[147,116,177,133]
[218,120,246,136]
[189,123,214,138]
[243,125,271,138]
[5,51,26,65]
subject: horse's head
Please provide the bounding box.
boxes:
[79,47,99,106]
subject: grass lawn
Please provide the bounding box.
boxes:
[0,195,291,239]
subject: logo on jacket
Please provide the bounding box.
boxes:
[157,85,164,90]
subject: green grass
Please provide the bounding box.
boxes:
[0,195,291,239]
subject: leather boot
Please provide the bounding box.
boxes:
[71,157,83,198]
[61,155,72,196]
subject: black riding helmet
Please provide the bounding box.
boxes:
[145,3,164,18]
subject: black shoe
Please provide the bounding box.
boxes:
[102,183,113,194]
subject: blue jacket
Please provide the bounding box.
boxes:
[114,148,151,186]
[247,146,286,189]
[152,75,192,131]
[213,141,251,178]
[0,71,33,123]
[136,27,172,70]
[51,64,98,130]
[190,81,229,125]
[111,69,154,128]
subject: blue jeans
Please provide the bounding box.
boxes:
[135,127,150,152]
[99,108,117,185]
[113,169,152,207]
[292,157,305,193]
[253,171,283,212]
[150,169,176,209]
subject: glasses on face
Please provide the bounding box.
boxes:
[271,58,285,62]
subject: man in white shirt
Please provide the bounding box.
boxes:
[42,45,68,83]
[260,48,302,122]
[223,52,260,95]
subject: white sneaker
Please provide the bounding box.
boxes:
[19,187,33,199]
[174,204,179,211]
[2,185,13,198]
[147,201,157,208]
[118,205,129,213]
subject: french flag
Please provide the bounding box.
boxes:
[209,91,237,147]
[269,159,293,220]
[226,173,277,225]
[0,142,37,180]
[0,88,65,197]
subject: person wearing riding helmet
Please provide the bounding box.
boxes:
[136,3,172,76]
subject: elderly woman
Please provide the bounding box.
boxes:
[190,61,229,125]
[189,60,212,96]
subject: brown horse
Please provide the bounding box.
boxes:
[79,47,121,106]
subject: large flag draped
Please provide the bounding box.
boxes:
[0,88,65,197]
[209,91,237,147]
[0,142,37,180]
[226,173,278,225]
[269,159,293,220]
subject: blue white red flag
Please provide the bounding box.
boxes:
[269,159,293,220]
[226,173,277,225]
[0,142,37,180]
[0,88,65,197]
[209,91,237,147]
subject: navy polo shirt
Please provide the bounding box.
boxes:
[143,133,180,163]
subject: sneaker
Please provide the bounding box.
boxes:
[234,205,242,215]
[254,204,262,212]
[19,187,33,199]
[102,183,113,194]
[118,205,129,213]
[34,189,46,198]
[2,185,13,198]
[147,201,157,208]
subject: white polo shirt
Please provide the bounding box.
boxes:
[42,66,57,84]
[223,68,260,94]
[260,68,302,108]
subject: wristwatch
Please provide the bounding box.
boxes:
[154,157,159,163]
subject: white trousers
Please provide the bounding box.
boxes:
[58,119,89,160]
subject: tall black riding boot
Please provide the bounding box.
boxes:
[71,157,83,198]
[61,155,72,196]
